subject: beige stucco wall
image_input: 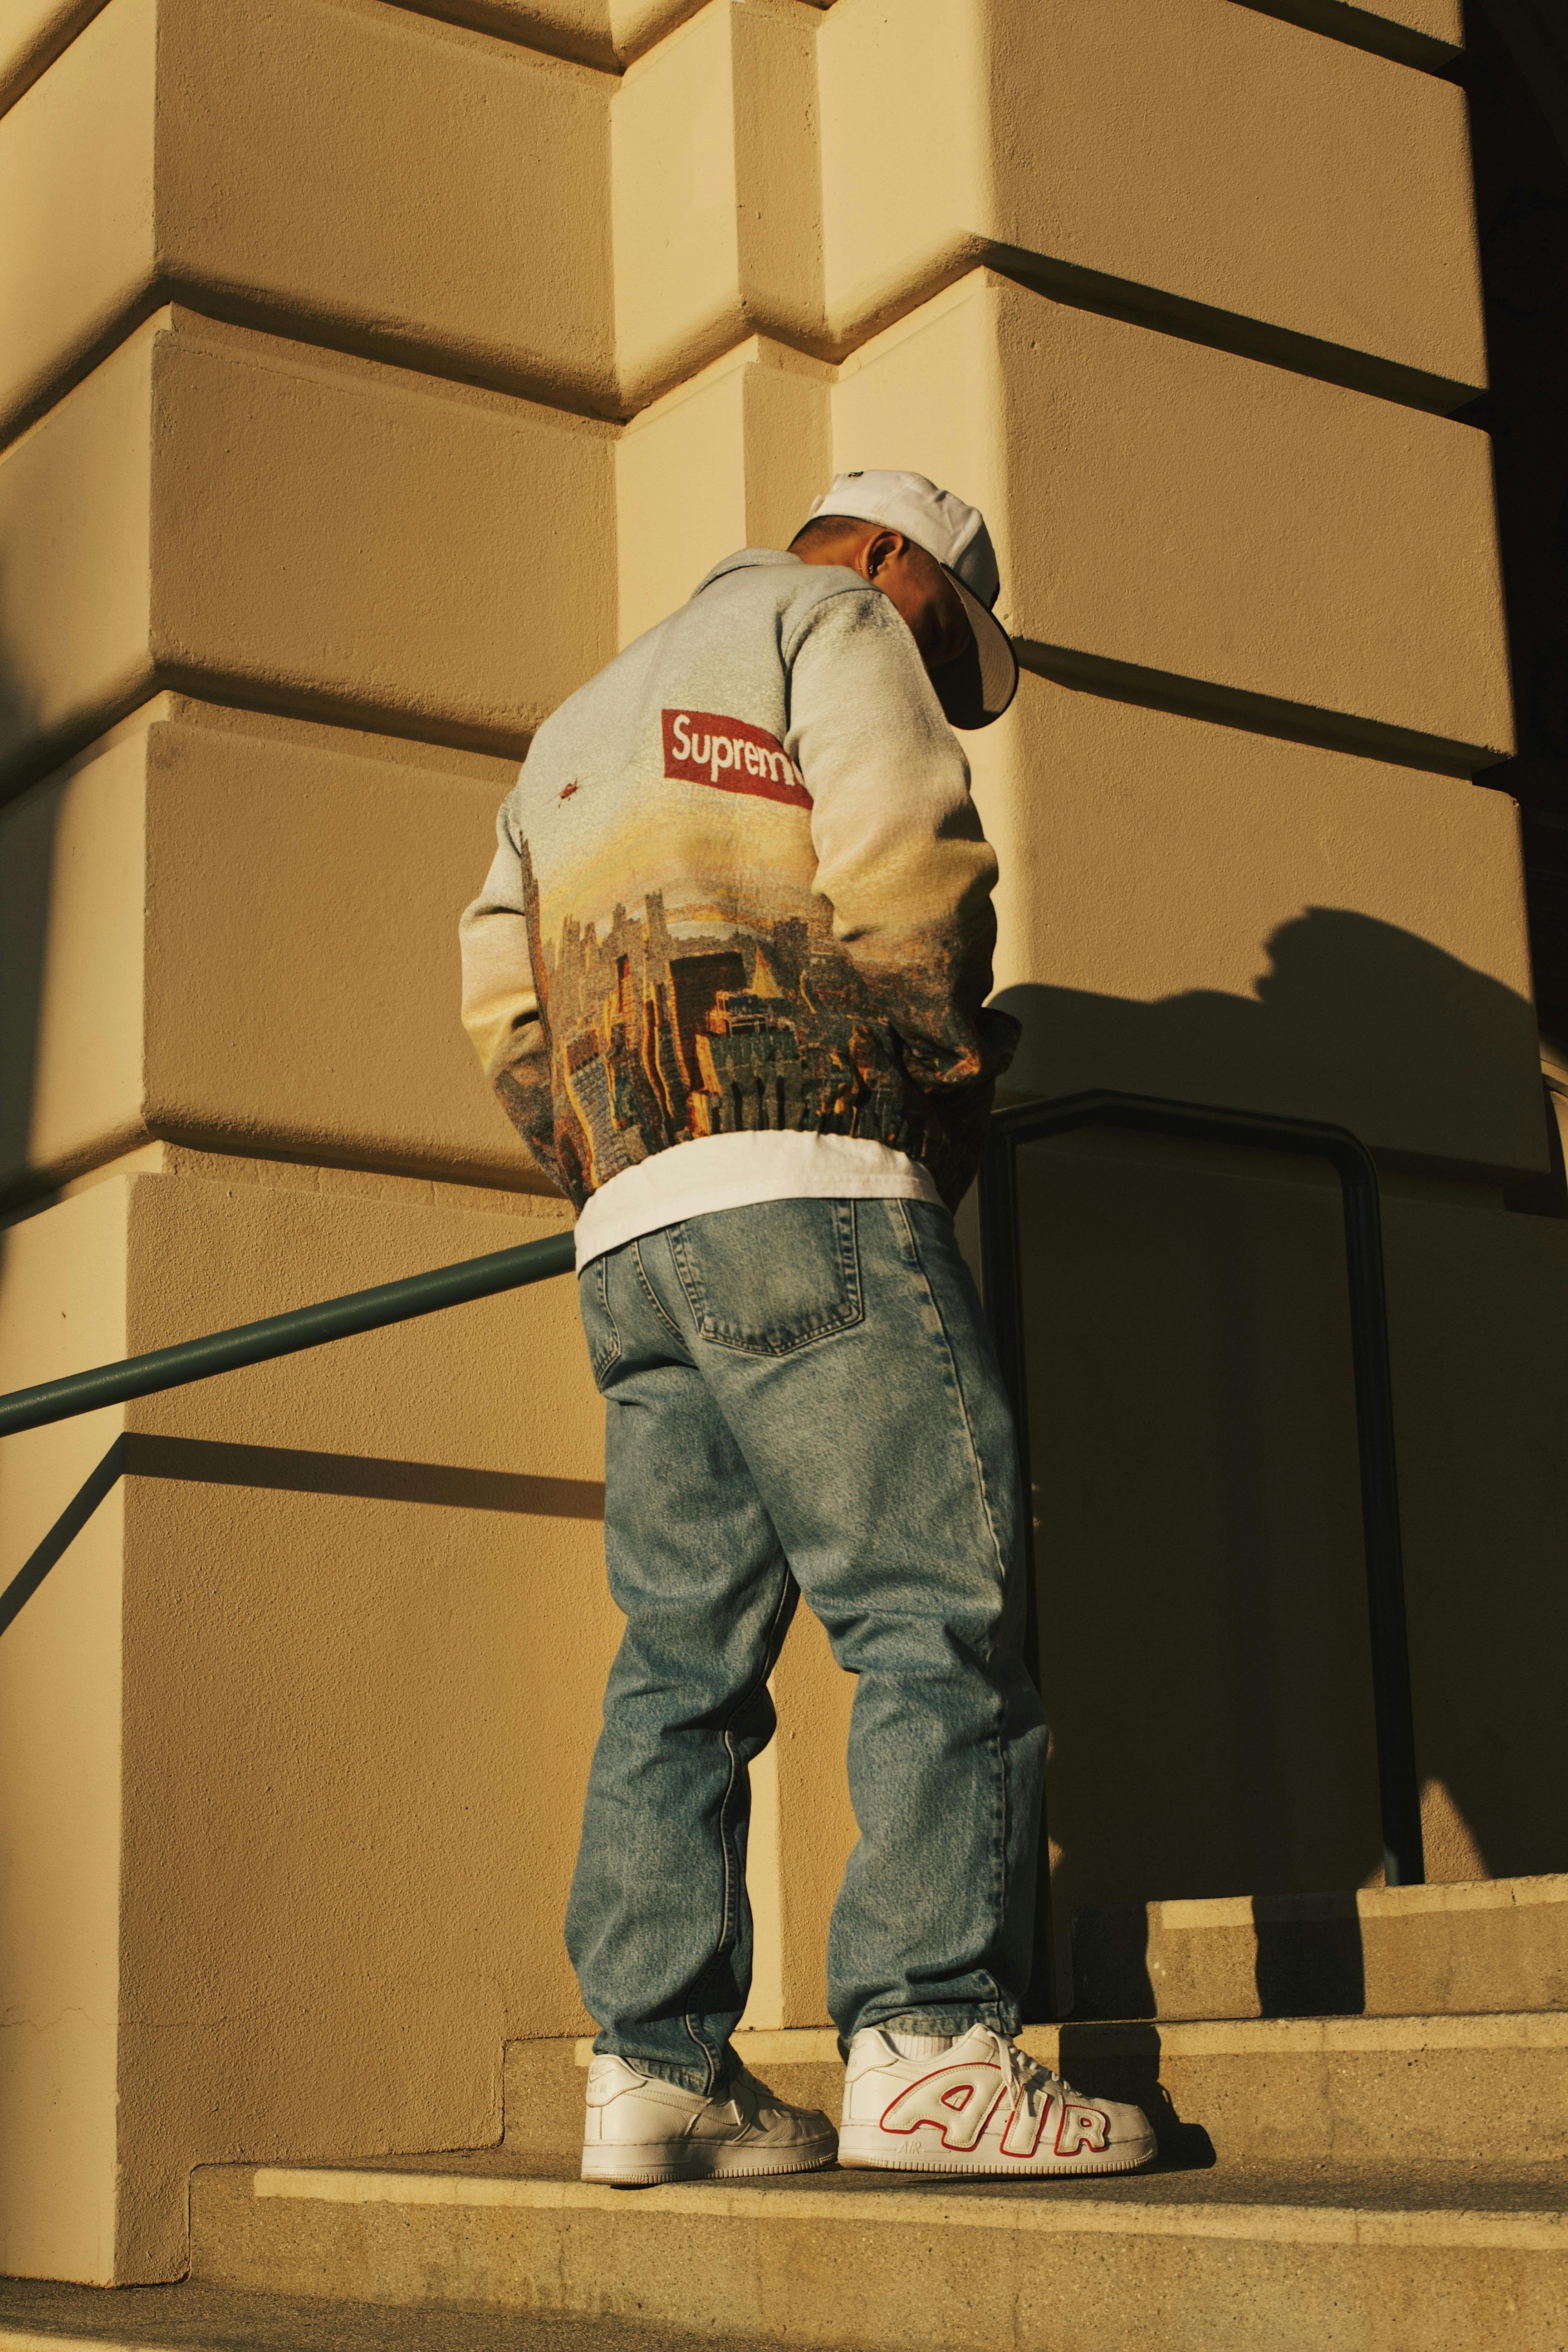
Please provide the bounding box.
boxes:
[0,309,617,793]
[818,0,1484,402]
[833,272,1512,766]
[1,0,1562,2285]
[0,0,618,445]
[615,337,833,647]
[112,1161,612,2277]
[2,1159,612,2280]
[612,0,825,407]
[0,1182,128,2283]
[0,0,808,103]
[1014,1142,1568,1918]
[0,703,534,1201]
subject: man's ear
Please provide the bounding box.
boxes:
[861,530,906,580]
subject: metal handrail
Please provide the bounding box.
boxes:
[0,1227,576,1441]
[978,1088,1425,2016]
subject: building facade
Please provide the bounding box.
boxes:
[1,0,1566,2295]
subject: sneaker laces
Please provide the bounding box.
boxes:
[988,2030,1080,2127]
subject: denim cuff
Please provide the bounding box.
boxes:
[594,2040,726,2097]
[853,2003,1018,2044]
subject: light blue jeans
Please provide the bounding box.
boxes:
[565,1196,1047,2093]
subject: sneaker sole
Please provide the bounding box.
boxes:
[835,2132,1158,2180]
[582,2139,839,2190]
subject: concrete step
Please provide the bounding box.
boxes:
[190,2150,1568,2352]
[502,2009,1568,2169]
[1070,1872,1568,2021]
[0,2274,776,2350]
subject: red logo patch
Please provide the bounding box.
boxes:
[662,710,811,809]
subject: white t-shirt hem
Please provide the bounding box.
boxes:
[572,1131,944,1270]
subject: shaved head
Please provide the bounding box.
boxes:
[788,514,879,563]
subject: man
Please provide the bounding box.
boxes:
[460,471,1154,2184]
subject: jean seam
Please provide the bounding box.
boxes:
[666,1221,707,1332]
[684,1553,797,2089]
[888,1197,922,1269]
[683,2012,717,2098]
[696,1315,862,1357]
[583,1256,622,1382]
[900,1205,1014,1986]
[902,1213,1011,1609]
[630,1235,687,1347]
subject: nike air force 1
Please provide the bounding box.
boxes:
[582,2052,838,2186]
[837,2025,1157,2177]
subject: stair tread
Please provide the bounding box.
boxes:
[0,2275,767,2352]
[230,2150,1568,2230]
[182,2152,1568,2349]
[710,2012,1568,2060]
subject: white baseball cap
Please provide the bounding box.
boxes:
[804,469,1018,727]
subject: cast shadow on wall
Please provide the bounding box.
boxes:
[0,568,49,1248]
[997,905,1545,1157]
[990,908,1568,2019]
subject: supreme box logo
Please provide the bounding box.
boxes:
[662,710,812,809]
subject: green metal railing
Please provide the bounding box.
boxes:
[0,1226,577,1637]
[0,1228,575,1441]
[980,1089,1424,2016]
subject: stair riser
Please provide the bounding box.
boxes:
[1025,2044,1568,2167]
[1073,1880,1568,2023]
[739,2049,1568,2168]
[507,2036,1568,2168]
[189,2171,1566,2352]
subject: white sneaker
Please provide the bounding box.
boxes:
[837,2025,1157,2177]
[582,2052,838,2186]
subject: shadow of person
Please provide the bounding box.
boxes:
[990,909,1568,2020]
[996,906,1545,1161]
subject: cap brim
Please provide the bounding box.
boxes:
[944,573,1018,727]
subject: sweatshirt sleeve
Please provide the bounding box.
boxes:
[458,802,564,1191]
[785,583,1019,1149]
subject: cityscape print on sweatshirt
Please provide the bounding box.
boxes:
[511,877,933,1206]
[497,708,1003,1212]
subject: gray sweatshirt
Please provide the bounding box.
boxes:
[460,548,1018,1225]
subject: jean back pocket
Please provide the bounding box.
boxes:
[668,1199,862,1357]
